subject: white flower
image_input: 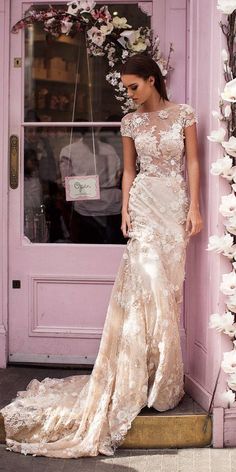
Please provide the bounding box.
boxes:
[222,166,236,181]
[209,311,236,337]
[212,110,221,119]
[221,48,229,61]
[227,293,236,312]
[225,214,236,235]
[220,390,236,406]
[220,270,236,295]
[228,372,236,390]
[112,16,131,29]
[219,192,236,217]
[207,233,234,253]
[210,155,233,176]
[217,0,236,15]
[207,128,226,142]
[100,22,114,36]
[221,78,236,102]
[222,136,236,157]
[221,343,236,373]
[87,26,105,46]
[119,29,137,43]
[157,62,168,76]
[67,0,95,15]
[119,29,148,52]
[223,244,236,259]
[224,105,232,117]
[61,20,73,34]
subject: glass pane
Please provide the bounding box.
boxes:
[24,3,151,122]
[24,126,126,244]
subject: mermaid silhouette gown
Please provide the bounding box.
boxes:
[1,103,197,458]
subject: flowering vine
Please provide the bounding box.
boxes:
[12,0,173,113]
[207,0,236,407]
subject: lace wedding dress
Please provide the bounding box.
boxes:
[1,103,197,458]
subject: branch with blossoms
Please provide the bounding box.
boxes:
[11,0,173,114]
[206,0,236,408]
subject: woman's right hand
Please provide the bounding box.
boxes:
[121,209,131,238]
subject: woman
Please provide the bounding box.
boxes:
[1,53,203,458]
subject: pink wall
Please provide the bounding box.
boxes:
[0,0,9,368]
[184,0,236,447]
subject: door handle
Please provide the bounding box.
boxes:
[9,135,19,189]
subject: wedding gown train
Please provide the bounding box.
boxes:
[1,103,197,458]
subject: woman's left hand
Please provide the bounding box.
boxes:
[186,206,204,236]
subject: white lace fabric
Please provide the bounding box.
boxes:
[1,103,197,458]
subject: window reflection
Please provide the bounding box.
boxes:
[24,126,126,244]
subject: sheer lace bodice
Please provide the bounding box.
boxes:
[120,103,197,178]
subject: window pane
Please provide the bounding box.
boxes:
[24,126,126,244]
[24,3,151,122]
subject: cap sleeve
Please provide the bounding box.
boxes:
[120,113,133,138]
[183,104,198,128]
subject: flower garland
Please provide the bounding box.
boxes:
[12,0,173,113]
[207,0,236,407]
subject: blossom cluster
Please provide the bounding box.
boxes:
[207,0,236,407]
[12,0,172,113]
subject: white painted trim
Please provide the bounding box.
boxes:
[184,373,212,412]
[9,353,96,365]
[28,274,115,338]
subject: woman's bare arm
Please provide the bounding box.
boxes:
[184,123,204,236]
[121,136,137,237]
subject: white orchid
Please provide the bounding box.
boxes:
[209,311,236,337]
[227,293,236,312]
[207,128,226,142]
[67,0,95,15]
[228,372,236,390]
[100,22,114,35]
[112,16,131,29]
[207,233,234,253]
[220,389,236,406]
[210,155,233,176]
[222,136,236,157]
[223,244,236,259]
[224,105,232,117]
[220,270,236,296]
[119,29,148,52]
[219,192,236,217]
[217,0,236,15]
[221,342,236,373]
[221,78,236,102]
[225,214,236,235]
[61,19,73,34]
[87,26,105,46]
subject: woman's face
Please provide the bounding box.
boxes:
[121,74,155,106]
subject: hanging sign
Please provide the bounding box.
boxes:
[65,175,100,201]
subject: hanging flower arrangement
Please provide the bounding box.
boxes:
[12,0,173,113]
[207,0,236,407]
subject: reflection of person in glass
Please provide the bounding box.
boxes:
[59,125,126,244]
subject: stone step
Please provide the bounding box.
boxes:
[0,411,212,448]
[0,366,212,449]
[121,412,212,448]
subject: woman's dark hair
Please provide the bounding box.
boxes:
[120,53,169,101]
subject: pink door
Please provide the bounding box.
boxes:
[9,0,209,384]
[8,0,154,364]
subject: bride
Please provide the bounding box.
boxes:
[1,52,203,458]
